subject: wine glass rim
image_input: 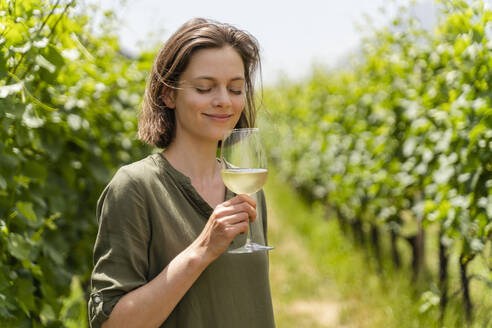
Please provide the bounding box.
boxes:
[229,127,259,132]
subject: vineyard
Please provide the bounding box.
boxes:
[0,1,152,326]
[261,0,492,325]
[0,0,491,327]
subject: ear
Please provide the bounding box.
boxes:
[161,86,176,109]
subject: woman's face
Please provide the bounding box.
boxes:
[164,46,246,145]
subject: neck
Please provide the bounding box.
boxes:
[163,136,220,183]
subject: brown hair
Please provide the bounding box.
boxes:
[138,18,262,148]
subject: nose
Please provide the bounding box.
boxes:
[212,86,232,109]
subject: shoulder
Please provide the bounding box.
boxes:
[109,154,160,189]
[97,155,160,204]
[117,154,160,181]
[96,155,161,218]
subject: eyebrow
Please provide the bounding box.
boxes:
[192,76,245,82]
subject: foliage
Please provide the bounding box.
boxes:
[261,0,491,322]
[0,0,152,325]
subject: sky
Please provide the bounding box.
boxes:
[86,0,412,84]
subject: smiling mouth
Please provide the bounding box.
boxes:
[203,113,233,120]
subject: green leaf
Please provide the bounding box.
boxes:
[7,233,30,260]
[35,54,56,74]
[0,219,8,235]
[60,276,88,327]
[15,125,31,147]
[0,174,6,190]
[43,243,64,266]
[23,161,47,181]
[0,50,7,79]
[18,0,37,12]
[16,201,37,222]
[0,83,24,99]
[40,303,56,325]
[15,278,35,317]
[469,122,485,146]
[3,102,26,118]
[13,175,30,189]
[44,44,65,69]
[0,154,20,170]
[39,45,64,83]
[4,23,25,45]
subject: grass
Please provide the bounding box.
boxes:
[265,169,492,328]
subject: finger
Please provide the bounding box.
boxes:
[222,194,256,208]
[218,212,249,226]
[215,202,257,221]
[224,220,249,237]
[214,215,249,239]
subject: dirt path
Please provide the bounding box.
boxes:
[267,201,347,328]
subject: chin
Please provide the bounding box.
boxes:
[212,126,234,139]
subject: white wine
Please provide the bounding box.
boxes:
[221,168,268,194]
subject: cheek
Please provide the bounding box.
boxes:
[180,93,208,111]
[233,96,246,112]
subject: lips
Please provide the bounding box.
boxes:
[203,113,233,121]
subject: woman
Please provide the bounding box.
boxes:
[88,18,275,328]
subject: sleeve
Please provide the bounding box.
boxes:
[258,189,268,246]
[88,167,150,328]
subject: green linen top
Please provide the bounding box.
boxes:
[88,153,275,328]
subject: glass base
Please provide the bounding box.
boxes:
[228,242,275,254]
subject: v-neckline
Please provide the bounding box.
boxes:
[155,153,234,218]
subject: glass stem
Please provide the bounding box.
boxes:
[246,220,254,245]
[245,193,256,246]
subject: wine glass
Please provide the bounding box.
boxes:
[220,128,274,253]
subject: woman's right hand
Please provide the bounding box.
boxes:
[193,194,257,262]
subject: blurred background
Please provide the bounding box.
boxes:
[88,0,439,83]
[1,0,491,327]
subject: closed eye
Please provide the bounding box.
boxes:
[195,88,211,93]
[230,89,243,95]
